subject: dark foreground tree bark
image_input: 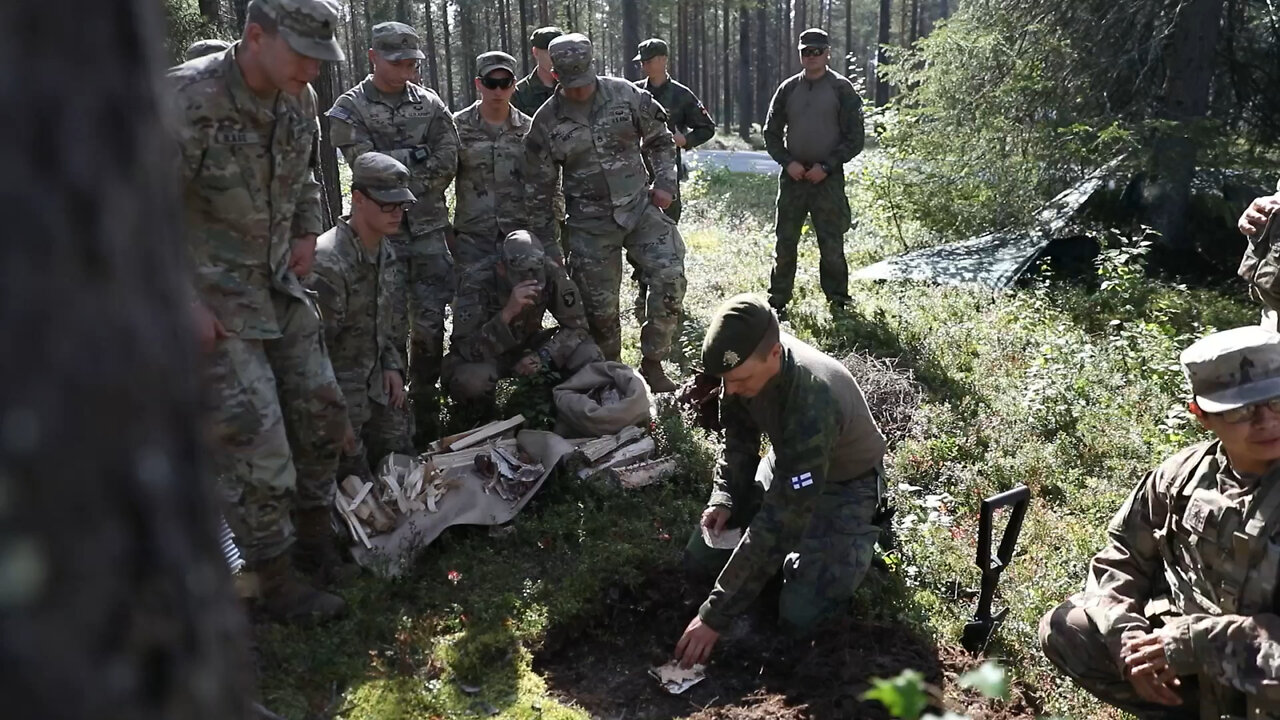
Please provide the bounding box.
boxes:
[0,2,253,718]
[317,61,344,226]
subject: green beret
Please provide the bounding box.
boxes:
[701,294,777,375]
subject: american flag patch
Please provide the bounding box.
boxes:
[790,472,813,490]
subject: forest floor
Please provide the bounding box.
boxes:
[255,162,1256,719]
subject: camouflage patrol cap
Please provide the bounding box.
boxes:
[798,28,831,49]
[477,51,518,77]
[633,38,669,62]
[701,294,779,375]
[530,26,564,50]
[549,33,596,88]
[185,38,231,61]
[251,0,344,61]
[502,231,547,275]
[352,152,416,205]
[372,21,425,61]
[1181,326,1280,412]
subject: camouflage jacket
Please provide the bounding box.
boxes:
[452,102,532,249]
[512,69,557,117]
[634,75,715,180]
[308,218,403,403]
[451,257,594,368]
[763,69,865,173]
[167,43,324,339]
[1078,440,1280,707]
[328,77,459,235]
[523,76,677,243]
[699,333,886,630]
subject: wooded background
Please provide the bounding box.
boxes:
[168,0,952,132]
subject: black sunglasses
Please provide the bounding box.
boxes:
[800,47,827,57]
[480,75,515,90]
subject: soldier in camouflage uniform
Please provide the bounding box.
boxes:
[168,0,350,622]
[523,33,686,393]
[1237,183,1280,331]
[630,38,715,328]
[185,38,231,61]
[674,294,887,668]
[512,26,564,116]
[328,21,460,446]
[443,231,602,410]
[452,52,537,274]
[1041,326,1280,720]
[308,153,415,490]
[763,28,865,319]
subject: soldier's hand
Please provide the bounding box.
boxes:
[192,301,228,352]
[804,165,829,184]
[382,370,406,409]
[289,234,318,277]
[1121,630,1182,706]
[786,161,807,181]
[502,280,543,324]
[1239,194,1280,237]
[673,131,687,148]
[700,506,730,536]
[341,422,358,455]
[650,188,674,209]
[514,354,542,377]
[674,615,720,669]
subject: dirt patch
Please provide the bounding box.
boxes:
[534,571,1026,720]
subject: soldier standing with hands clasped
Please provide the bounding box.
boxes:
[763,28,865,320]
[328,21,460,446]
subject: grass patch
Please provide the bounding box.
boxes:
[259,167,1258,719]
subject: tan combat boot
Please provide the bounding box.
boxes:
[641,358,678,394]
[256,551,347,624]
[294,507,360,586]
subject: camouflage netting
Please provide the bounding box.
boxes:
[841,351,922,447]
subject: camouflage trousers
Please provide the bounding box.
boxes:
[205,290,348,564]
[685,459,882,631]
[441,339,603,403]
[566,205,686,363]
[1039,598,1203,719]
[335,381,414,485]
[769,171,852,309]
[631,188,683,322]
[389,227,454,445]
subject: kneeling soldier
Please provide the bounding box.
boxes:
[1041,325,1280,720]
[443,230,603,412]
[309,153,416,493]
[674,294,887,668]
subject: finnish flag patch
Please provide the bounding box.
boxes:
[790,472,814,490]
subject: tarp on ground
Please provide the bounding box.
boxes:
[852,161,1121,289]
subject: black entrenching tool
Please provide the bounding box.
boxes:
[961,484,1031,653]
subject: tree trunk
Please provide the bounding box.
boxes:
[844,0,853,74]
[518,0,530,75]
[875,0,890,105]
[460,0,478,104]
[938,0,948,20]
[622,0,641,80]
[721,0,731,132]
[233,0,249,27]
[0,1,253,718]
[423,0,441,89]
[756,2,769,125]
[198,0,221,21]
[443,0,456,107]
[363,0,375,71]
[738,2,751,139]
[908,0,919,44]
[795,0,807,33]
[316,61,344,225]
[699,0,708,113]
[398,0,411,22]
[1146,0,1225,251]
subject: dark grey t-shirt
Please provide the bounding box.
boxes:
[783,71,842,165]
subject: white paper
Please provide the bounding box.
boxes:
[700,524,742,550]
[649,661,706,695]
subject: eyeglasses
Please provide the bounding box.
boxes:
[1210,397,1280,424]
[800,47,827,57]
[356,188,413,213]
[480,75,515,90]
